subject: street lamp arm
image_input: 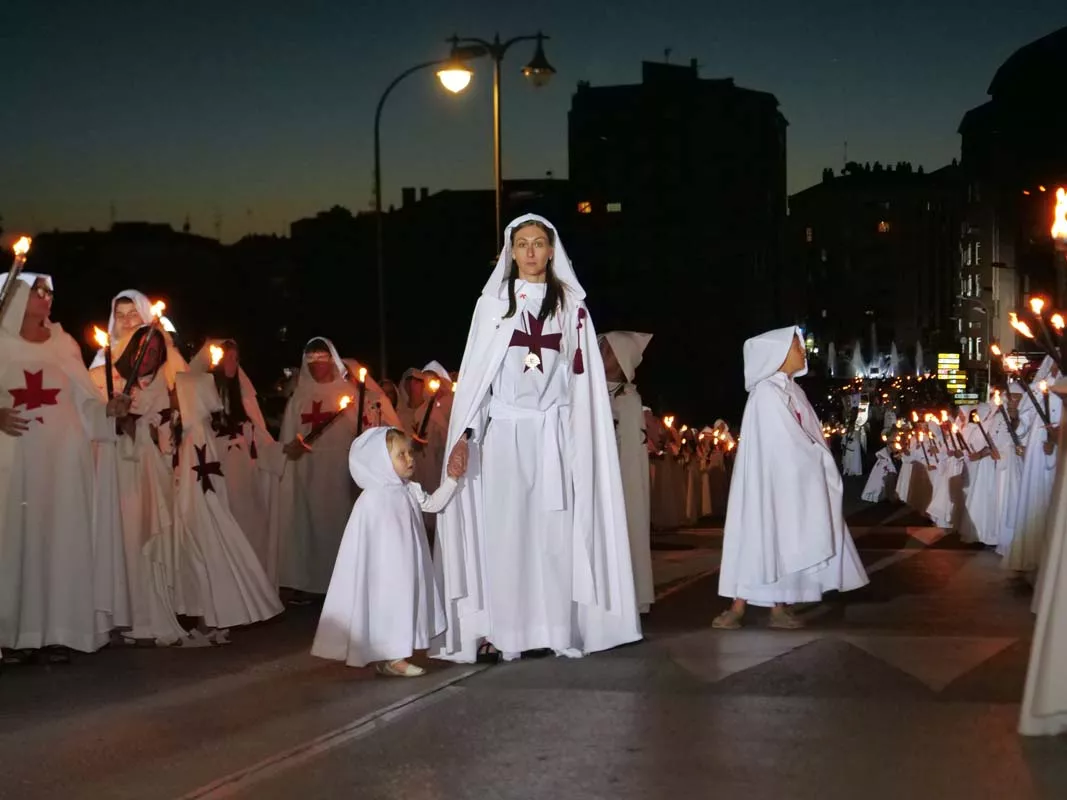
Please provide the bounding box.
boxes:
[450,33,546,60]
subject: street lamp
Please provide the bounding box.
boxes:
[441,32,556,250]
[373,45,476,378]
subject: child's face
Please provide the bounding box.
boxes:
[389,436,416,480]
[778,335,807,376]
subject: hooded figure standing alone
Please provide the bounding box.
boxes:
[714,326,868,630]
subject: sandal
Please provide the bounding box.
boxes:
[712,608,744,630]
[40,646,72,664]
[769,607,805,630]
[376,660,426,678]
[476,642,501,664]
[1,648,36,666]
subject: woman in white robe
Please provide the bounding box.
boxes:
[273,338,401,594]
[960,404,1003,546]
[599,331,655,614]
[173,372,283,634]
[431,214,641,662]
[1006,360,1061,572]
[0,273,131,660]
[714,326,868,629]
[312,427,457,674]
[90,326,188,646]
[89,289,188,390]
[190,340,282,577]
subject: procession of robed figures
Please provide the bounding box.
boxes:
[0,215,746,673]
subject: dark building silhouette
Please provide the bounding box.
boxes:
[958,25,1067,391]
[568,59,788,419]
[786,161,963,372]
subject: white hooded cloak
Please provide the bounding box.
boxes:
[173,372,283,628]
[311,427,454,667]
[0,273,126,651]
[599,331,655,613]
[718,326,869,605]
[431,214,641,661]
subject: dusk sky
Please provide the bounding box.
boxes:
[3,1,1065,243]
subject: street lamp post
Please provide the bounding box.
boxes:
[442,33,555,250]
[373,51,474,379]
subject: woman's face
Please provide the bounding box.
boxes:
[779,335,807,376]
[221,350,239,379]
[114,299,144,336]
[25,278,53,320]
[599,339,625,382]
[512,224,554,281]
[306,350,337,384]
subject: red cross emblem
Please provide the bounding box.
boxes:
[509,312,562,373]
[301,400,333,430]
[9,370,61,412]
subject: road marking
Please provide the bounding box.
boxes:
[177,667,482,800]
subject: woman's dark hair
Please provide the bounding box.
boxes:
[305,338,332,357]
[211,340,248,426]
[114,326,168,381]
[504,220,564,322]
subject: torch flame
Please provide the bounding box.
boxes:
[1041,380,1049,394]
[1053,188,1067,242]
[427,378,442,394]
[1010,312,1036,340]
[13,236,31,256]
[680,425,689,434]
[924,413,935,423]
[911,411,919,423]
[1053,314,1065,332]
[971,410,980,423]
[941,410,949,422]
[150,300,166,319]
[93,326,109,348]
[663,415,675,428]
[994,389,1002,406]
[209,344,224,367]
[339,395,353,410]
[452,381,458,393]
[358,367,367,384]
[952,424,959,434]
[918,431,925,442]
[1030,297,1046,316]
[991,343,1003,357]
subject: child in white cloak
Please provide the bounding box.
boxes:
[714,326,868,630]
[311,427,464,677]
[861,446,897,503]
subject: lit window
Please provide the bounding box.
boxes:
[805,227,813,242]
[577,201,592,214]
[877,220,890,233]
[606,202,622,213]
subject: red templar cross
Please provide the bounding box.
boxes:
[509,312,562,373]
[9,370,61,411]
[301,400,333,430]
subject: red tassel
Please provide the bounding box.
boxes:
[573,307,587,375]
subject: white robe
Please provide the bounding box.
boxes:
[607,380,654,613]
[89,365,186,645]
[190,343,283,577]
[842,424,865,476]
[1006,384,1061,571]
[1019,381,1067,735]
[312,428,452,667]
[718,326,868,606]
[173,373,283,628]
[0,278,122,652]
[960,406,1004,546]
[274,341,401,593]
[861,447,897,503]
[432,214,640,662]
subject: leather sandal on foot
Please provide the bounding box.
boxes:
[376,660,426,677]
[476,642,501,664]
[769,608,805,629]
[712,609,744,630]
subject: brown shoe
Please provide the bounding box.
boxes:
[769,607,805,630]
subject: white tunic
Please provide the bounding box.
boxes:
[312,428,453,667]
[607,380,654,613]
[718,327,868,606]
[1006,387,1061,571]
[0,313,120,651]
[1019,383,1067,735]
